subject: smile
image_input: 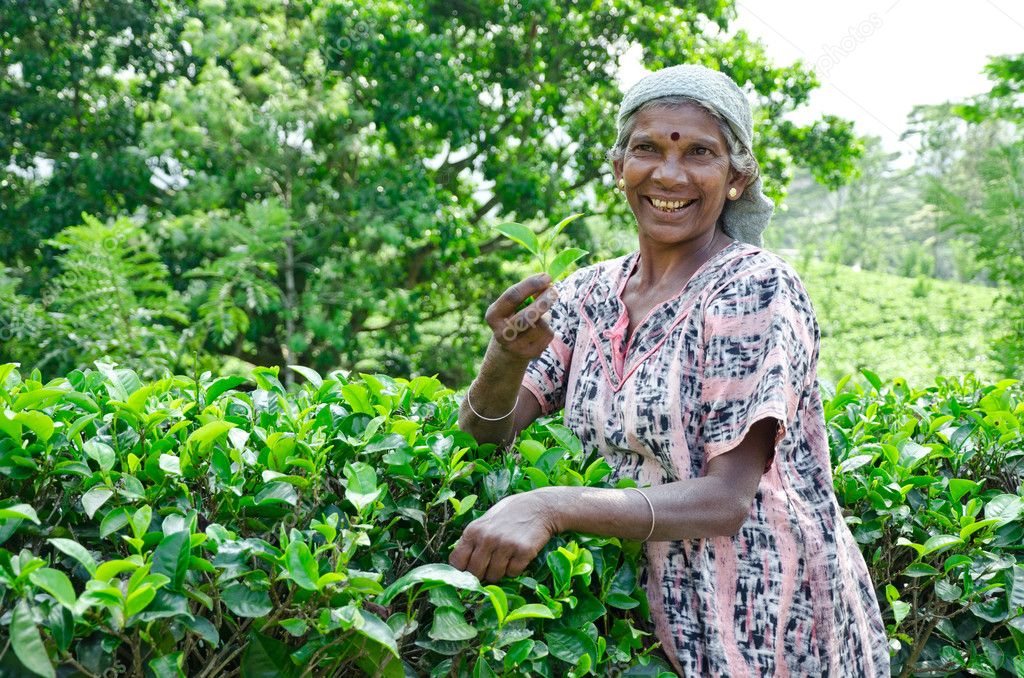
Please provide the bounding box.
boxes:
[645,196,696,214]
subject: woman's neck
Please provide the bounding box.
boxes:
[631,228,729,294]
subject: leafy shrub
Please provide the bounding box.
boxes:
[3,360,1023,677]
[827,369,1024,677]
[0,361,671,677]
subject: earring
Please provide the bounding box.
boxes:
[728,187,738,199]
[617,178,625,190]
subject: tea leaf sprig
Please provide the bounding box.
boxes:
[496,213,589,310]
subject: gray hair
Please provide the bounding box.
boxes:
[605,95,760,182]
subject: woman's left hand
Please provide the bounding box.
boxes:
[449,488,562,583]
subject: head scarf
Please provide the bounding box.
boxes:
[616,63,774,247]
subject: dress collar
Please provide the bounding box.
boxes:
[580,240,745,391]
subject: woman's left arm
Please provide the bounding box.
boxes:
[449,417,776,583]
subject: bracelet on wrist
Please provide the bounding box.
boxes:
[465,380,519,421]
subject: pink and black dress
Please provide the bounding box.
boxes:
[521,239,890,677]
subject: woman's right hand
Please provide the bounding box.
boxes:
[485,272,560,361]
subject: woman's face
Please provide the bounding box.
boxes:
[614,102,747,246]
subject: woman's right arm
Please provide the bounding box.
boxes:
[458,342,542,447]
[458,273,559,447]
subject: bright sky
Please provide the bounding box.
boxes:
[620,0,1024,163]
[735,0,1024,158]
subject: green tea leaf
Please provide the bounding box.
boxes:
[221,583,272,618]
[495,222,540,255]
[428,606,477,641]
[278,619,308,637]
[505,603,556,623]
[545,626,596,666]
[125,585,158,618]
[240,631,298,678]
[518,439,546,465]
[284,540,320,591]
[548,247,588,281]
[206,376,248,402]
[29,568,77,609]
[187,420,235,453]
[47,538,97,576]
[84,440,115,472]
[922,534,963,556]
[0,503,40,524]
[94,558,141,581]
[81,487,113,519]
[152,531,190,591]
[891,599,911,626]
[288,364,323,389]
[11,599,55,678]
[344,461,382,513]
[484,584,508,625]
[99,508,130,538]
[12,387,67,412]
[353,611,401,665]
[986,494,1023,526]
[15,411,54,443]
[149,652,185,678]
[378,564,482,605]
[546,549,572,596]
[860,368,882,390]
[948,478,979,503]
[159,453,182,476]
[551,212,586,238]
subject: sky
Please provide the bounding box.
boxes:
[620,0,1024,163]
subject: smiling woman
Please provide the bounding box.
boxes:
[455,64,891,677]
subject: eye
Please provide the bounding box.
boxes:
[692,146,711,156]
[632,143,655,152]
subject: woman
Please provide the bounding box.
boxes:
[451,64,890,677]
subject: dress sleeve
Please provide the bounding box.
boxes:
[697,264,819,473]
[521,267,590,416]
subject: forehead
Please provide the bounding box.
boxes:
[629,102,725,142]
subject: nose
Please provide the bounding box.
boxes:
[650,155,690,190]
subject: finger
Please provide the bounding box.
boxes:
[489,273,552,320]
[484,549,513,583]
[497,287,559,342]
[466,543,493,582]
[506,554,534,578]
[449,534,475,571]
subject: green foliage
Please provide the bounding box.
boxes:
[827,371,1024,676]
[0,215,189,379]
[901,53,1024,375]
[924,137,1024,376]
[496,213,589,283]
[0,0,187,270]
[0,362,670,677]
[2,362,1023,676]
[787,257,1005,388]
[497,212,589,311]
[2,0,863,386]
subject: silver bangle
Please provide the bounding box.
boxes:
[465,380,519,421]
[625,487,656,542]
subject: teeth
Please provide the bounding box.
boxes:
[650,197,694,210]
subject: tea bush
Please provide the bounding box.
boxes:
[826,370,1024,677]
[1,361,1023,677]
[0,362,671,677]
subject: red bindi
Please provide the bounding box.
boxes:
[670,131,680,141]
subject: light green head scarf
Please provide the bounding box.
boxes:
[616,64,774,247]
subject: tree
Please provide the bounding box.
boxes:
[0,214,188,378]
[0,0,191,291]
[918,53,1024,374]
[2,1,864,385]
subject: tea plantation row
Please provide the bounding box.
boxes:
[0,363,1021,677]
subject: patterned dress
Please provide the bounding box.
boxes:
[521,240,890,677]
